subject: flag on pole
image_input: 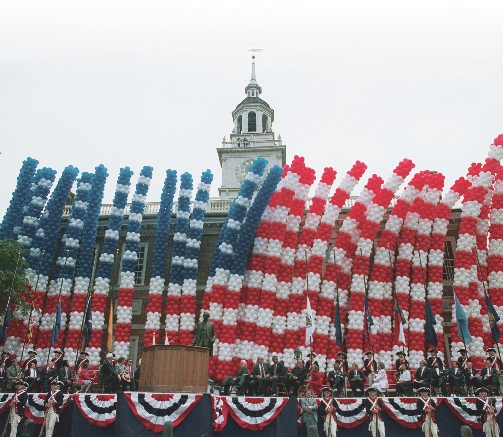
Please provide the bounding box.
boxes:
[334,293,343,348]
[164,333,169,345]
[0,301,11,345]
[50,299,62,347]
[26,312,34,344]
[363,295,374,351]
[393,297,407,346]
[106,300,113,351]
[305,297,315,346]
[84,297,93,347]
[454,292,472,345]
[485,293,501,342]
[425,298,438,347]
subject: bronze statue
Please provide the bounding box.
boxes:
[191,311,216,356]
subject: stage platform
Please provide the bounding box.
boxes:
[0,393,500,436]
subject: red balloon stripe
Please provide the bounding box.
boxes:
[143,277,165,347]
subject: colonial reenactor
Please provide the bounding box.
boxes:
[335,351,349,375]
[222,359,250,396]
[481,358,500,395]
[250,355,270,396]
[327,363,345,397]
[8,381,28,437]
[21,349,37,372]
[475,387,500,437]
[76,351,89,371]
[394,351,408,371]
[269,355,286,396]
[1,350,13,370]
[457,348,471,369]
[43,380,64,437]
[426,349,444,370]
[191,311,216,356]
[365,387,385,437]
[413,360,432,391]
[319,387,337,437]
[416,387,438,437]
[363,351,377,386]
[486,347,503,393]
[305,352,318,372]
[51,349,64,370]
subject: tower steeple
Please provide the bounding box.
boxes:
[245,57,262,98]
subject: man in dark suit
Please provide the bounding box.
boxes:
[191,311,216,356]
[464,361,481,394]
[481,357,500,395]
[24,361,41,392]
[100,353,119,393]
[250,356,270,396]
[348,362,364,397]
[430,361,448,397]
[222,360,250,395]
[286,359,308,397]
[413,360,431,391]
[269,356,286,396]
[447,361,465,396]
[327,362,345,397]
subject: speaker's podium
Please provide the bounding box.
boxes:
[139,345,209,393]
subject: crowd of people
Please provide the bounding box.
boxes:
[217,347,503,399]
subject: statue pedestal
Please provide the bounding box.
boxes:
[139,345,209,393]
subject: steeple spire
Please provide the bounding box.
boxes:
[246,47,264,97]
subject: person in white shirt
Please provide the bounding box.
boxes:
[396,363,413,396]
[371,362,389,394]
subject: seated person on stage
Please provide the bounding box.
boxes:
[222,360,250,395]
[371,362,389,394]
[6,358,23,392]
[395,363,413,396]
[464,361,481,394]
[431,361,448,397]
[363,351,377,387]
[327,362,345,397]
[426,348,444,371]
[457,348,471,369]
[24,361,41,392]
[307,363,324,397]
[58,359,73,393]
[78,360,94,393]
[348,362,364,397]
[481,357,500,395]
[413,360,431,391]
[395,351,408,371]
[305,352,318,372]
[447,361,465,396]
[286,359,308,397]
[250,356,270,396]
[269,355,286,396]
[101,353,120,393]
[0,362,6,391]
[114,357,131,391]
[335,351,349,375]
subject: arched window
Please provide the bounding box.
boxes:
[248,111,256,132]
[262,114,268,132]
[237,115,242,134]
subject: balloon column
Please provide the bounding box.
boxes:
[143,169,177,347]
[114,167,153,359]
[64,165,109,363]
[178,170,213,345]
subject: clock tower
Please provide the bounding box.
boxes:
[217,59,286,199]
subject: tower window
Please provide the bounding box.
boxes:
[248,111,256,132]
[237,115,242,134]
[262,114,268,132]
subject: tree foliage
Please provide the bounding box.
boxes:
[0,239,32,316]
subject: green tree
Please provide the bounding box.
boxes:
[0,239,32,317]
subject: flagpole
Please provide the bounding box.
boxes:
[387,246,405,358]
[333,250,343,351]
[45,250,69,369]
[305,249,312,360]
[474,249,503,365]
[20,250,45,366]
[360,246,374,359]
[0,250,23,344]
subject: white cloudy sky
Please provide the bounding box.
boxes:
[1,1,502,216]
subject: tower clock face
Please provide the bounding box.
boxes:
[237,159,255,183]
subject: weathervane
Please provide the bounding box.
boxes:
[247,46,264,60]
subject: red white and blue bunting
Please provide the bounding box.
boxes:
[333,398,367,428]
[74,394,117,427]
[125,393,202,432]
[444,397,503,429]
[212,395,228,432]
[224,396,289,431]
[381,397,443,429]
[25,393,72,424]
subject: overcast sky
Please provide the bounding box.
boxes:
[1,1,502,217]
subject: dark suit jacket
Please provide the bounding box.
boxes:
[269,362,286,377]
[21,357,37,372]
[414,367,431,385]
[101,360,118,378]
[416,397,436,423]
[363,358,377,375]
[235,367,250,378]
[252,363,270,378]
[24,367,40,379]
[12,390,27,417]
[291,366,308,382]
[192,321,216,345]
[348,369,364,383]
[427,357,444,370]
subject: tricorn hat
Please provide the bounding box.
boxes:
[364,351,373,356]
[417,387,430,395]
[428,348,438,354]
[306,352,317,358]
[79,351,89,356]
[365,387,377,395]
[336,351,347,358]
[396,351,405,356]
[28,349,37,355]
[321,386,332,395]
[459,348,468,354]
[53,349,63,355]
[486,348,496,354]
[476,387,489,395]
